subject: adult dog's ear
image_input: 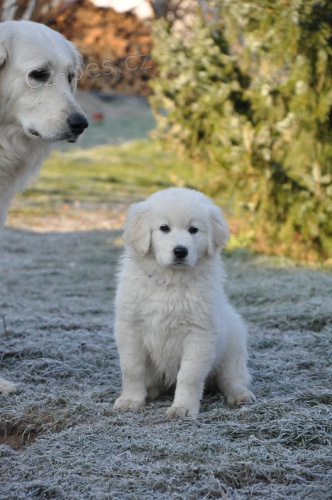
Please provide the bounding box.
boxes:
[0,42,7,67]
[207,205,230,256]
[68,44,82,92]
[123,202,151,256]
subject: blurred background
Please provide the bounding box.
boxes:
[1,0,331,263]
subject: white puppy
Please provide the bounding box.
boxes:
[114,188,255,418]
[0,20,88,227]
[0,21,88,394]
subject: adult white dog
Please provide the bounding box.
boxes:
[114,188,255,418]
[0,21,88,394]
[0,20,88,228]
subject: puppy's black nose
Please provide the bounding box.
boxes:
[67,112,89,135]
[173,246,188,259]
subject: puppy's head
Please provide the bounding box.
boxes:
[123,188,229,269]
[0,20,88,143]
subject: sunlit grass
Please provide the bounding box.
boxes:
[9,139,225,216]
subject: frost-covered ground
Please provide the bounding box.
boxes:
[1,228,331,499]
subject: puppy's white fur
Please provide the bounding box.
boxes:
[0,20,87,227]
[0,21,87,394]
[114,188,255,418]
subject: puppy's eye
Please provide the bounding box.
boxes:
[160,224,170,233]
[28,69,50,82]
[189,226,198,234]
[68,72,75,84]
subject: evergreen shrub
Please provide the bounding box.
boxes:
[150,0,332,261]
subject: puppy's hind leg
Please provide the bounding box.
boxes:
[146,366,165,401]
[216,312,256,408]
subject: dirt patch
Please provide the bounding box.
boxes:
[0,430,38,450]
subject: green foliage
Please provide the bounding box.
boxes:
[150,0,332,261]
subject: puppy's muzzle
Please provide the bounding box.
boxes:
[173,245,188,260]
[67,112,89,136]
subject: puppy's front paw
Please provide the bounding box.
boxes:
[227,387,256,408]
[166,405,198,419]
[114,395,145,412]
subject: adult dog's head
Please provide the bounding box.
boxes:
[0,20,88,143]
[123,188,229,269]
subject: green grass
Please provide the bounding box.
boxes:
[12,139,227,213]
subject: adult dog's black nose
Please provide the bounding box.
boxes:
[173,246,188,260]
[67,112,89,135]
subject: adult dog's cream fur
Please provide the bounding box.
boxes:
[0,21,88,394]
[114,188,255,418]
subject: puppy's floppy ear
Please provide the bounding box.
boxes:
[123,202,151,256]
[0,27,10,68]
[207,204,230,256]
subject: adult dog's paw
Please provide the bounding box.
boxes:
[0,378,17,395]
[114,395,145,412]
[227,387,256,408]
[165,405,198,419]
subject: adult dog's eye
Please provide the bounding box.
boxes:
[68,72,75,84]
[29,69,50,82]
[189,226,198,234]
[160,224,171,233]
